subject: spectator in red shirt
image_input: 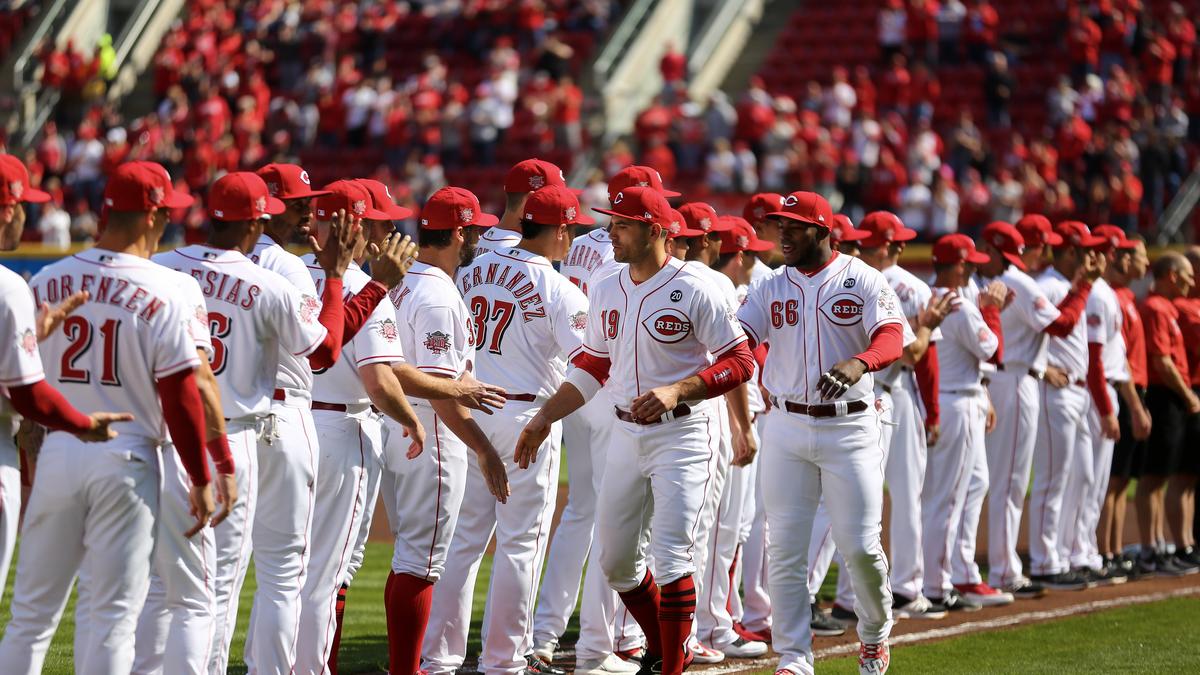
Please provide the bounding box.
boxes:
[879,53,913,116]
[853,64,878,116]
[866,146,907,211]
[660,43,687,86]
[906,0,940,66]
[555,76,584,153]
[1136,253,1200,575]
[1166,3,1196,86]
[1143,29,1178,106]
[1067,10,1102,83]
[1109,161,1143,234]
[911,61,941,122]
[964,0,999,63]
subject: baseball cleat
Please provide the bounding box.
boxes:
[1180,546,1200,567]
[526,654,567,675]
[576,654,642,675]
[858,641,890,675]
[953,582,1015,606]
[734,621,771,643]
[648,644,695,674]
[831,603,858,622]
[811,602,847,636]
[929,588,982,612]
[1171,553,1200,575]
[1002,577,1048,599]
[689,642,725,664]
[532,640,557,663]
[892,593,948,619]
[721,636,768,659]
[1030,571,1090,590]
[617,647,647,664]
[1102,557,1129,584]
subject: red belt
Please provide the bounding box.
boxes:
[503,393,537,402]
[782,400,869,418]
[272,388,287,401]
[1072,379,1085,388]
[311,400,380,413]
[614,403,691,425]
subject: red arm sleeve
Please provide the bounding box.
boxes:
[571,351,611,386]
[915,343,940,427]
[7,380,92,434]
[699,341,756,398]
[753,342,768,371]
[1087,342,1115,416]
[854,322,905,372]
[981,304,1004,364]
[308,277,345,370]
[340,280,387,345]
[157,369,211,486]
[1045,282,1091,338]
[207,436,235,475]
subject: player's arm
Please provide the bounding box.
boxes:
[900,292,955,365]
[339,233,418,344]
[157,367,217,536]
[1087,342,1119,440]
[6,380,131,441]
[392,364,508,413]
[361,362,426,457]
[429,397,510,503]
[819,279,908,399]
[515,350,607,469]
[629,342,755,422]
[726,383,757,467]
[193,354,237,527]
[1042,262,1101,337]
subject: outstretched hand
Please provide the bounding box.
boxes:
[311,209,361,279]
[38,291,89,341]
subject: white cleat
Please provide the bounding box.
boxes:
[575,653,642,675]
[858,641,890,675]
[532,640,557,664]
[721,636,769,658]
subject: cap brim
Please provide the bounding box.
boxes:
[1043,232,1065,246]
[1002,251,1027,270]
[382,204,414,219]
[967,251,991,264]
[840,230,871,241]
[471,213,500,227]
[765,211,829,228]
[707,221,736,233]
[894,228,918,242]
[569,213,596,226]
[746,239,775,252]
[1078,235,1108,248]
[265,196,287,216]
[20,187,51,203]
[660,189,682,198]
[674,227,707,238]
[162,192,195,209]
[592,207,652,224]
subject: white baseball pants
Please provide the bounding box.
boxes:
[1076,384,1119,570]
[727,445,760,626]
[423,401,561,675]
[0,424,20,601]
[690,401,732,649]
[1029,381,1090,577]
[738,413,772,633]
[950,437,989,587]
[0,435,160,675]
[598,400,720,592]
[760,406,893,675]
[984,369,1040,588]
[134,423,258,675]
[1056,385,1098,571]
[698,456,755,650]
[884,376,927,599]
[295,407,382,674]
[345,411,386,586]
[386,403,467,582]
[922,389,986,598]
[245,394,320,675]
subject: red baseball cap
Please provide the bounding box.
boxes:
[719,217,775,254]
[678,202,731,234]
[505,158,572,193]
[1053,221,1107,249]
[104,162,195,212]
[1016,214,1063,247]
[982,221,1028,270]
[830,214,870,246]
[859,211,918,249]
[419,186,499,230]
[208,172,285,221]
[743,193,783,224]
[0,154,50,205]
[522,185,594,226]
[354,179,414,220]
[255,163,331,200]
[767,191,834,229]
[1091,224,1138,251]
[314,180,391,221]
[593,186,673,227]
[664,208,705,238]
[607,165,681,200]
[933,233,991,265]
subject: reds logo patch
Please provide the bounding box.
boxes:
[424,330,451,354]
[565,206,577,221]
[352,199,367,216]
[1034,296,1050,311]
[19,328,36,356]
[10,181,23,200]
[977,327,993,343]
[529,175,546,189]
[570,311,587,331]
[642,308,692,343]
[299,295,320,324]
[255,195,267,215]
[1087,314,1101,328]
[300,170,312,185]
[821,293,865,326]
[378,318,398,342]
[149,186,165,205]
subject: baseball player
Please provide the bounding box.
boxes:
[1015,215,1057,276]
[1173,246,1200,566]
[384,186,512,675]
[0,155,132,600]
[1135,253,1200,574]
[1099,234,1152,579]
[422,185,590,675]
[1070,225,1138,583]
[515,186,755,675]
[830,214,871,257]
[296,180,422,674]
[922,235,1011,607]
[975,220,1094,597]
[1028,221,1107,590]
[475,159,573,257]
[733,191,905,675]
[0,163,217,674]
[743,193,785,273]
[856,211,952,615]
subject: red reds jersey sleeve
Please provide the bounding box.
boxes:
[0,266,46,393]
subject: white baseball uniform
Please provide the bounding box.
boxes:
[1077,278,1126,570]
[246,233,330,673]
[296,256,402,674]
[981,266,1061,588]
[0,249,202,675]
[1030,267,1091,577]
[474,227,524,258]
[423,247,587,675]
[738,254,903,675]
[383,260,473,582]
[534,227,644,662]
[0,266,46,602]
[750,258,773,284]
[921,289,998,599]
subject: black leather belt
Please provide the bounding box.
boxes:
[782,400,869,418]
[879,383,893,395]
[504,393,537,402]
[614,403,691,425]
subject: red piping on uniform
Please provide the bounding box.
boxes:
[427,416,444,579]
